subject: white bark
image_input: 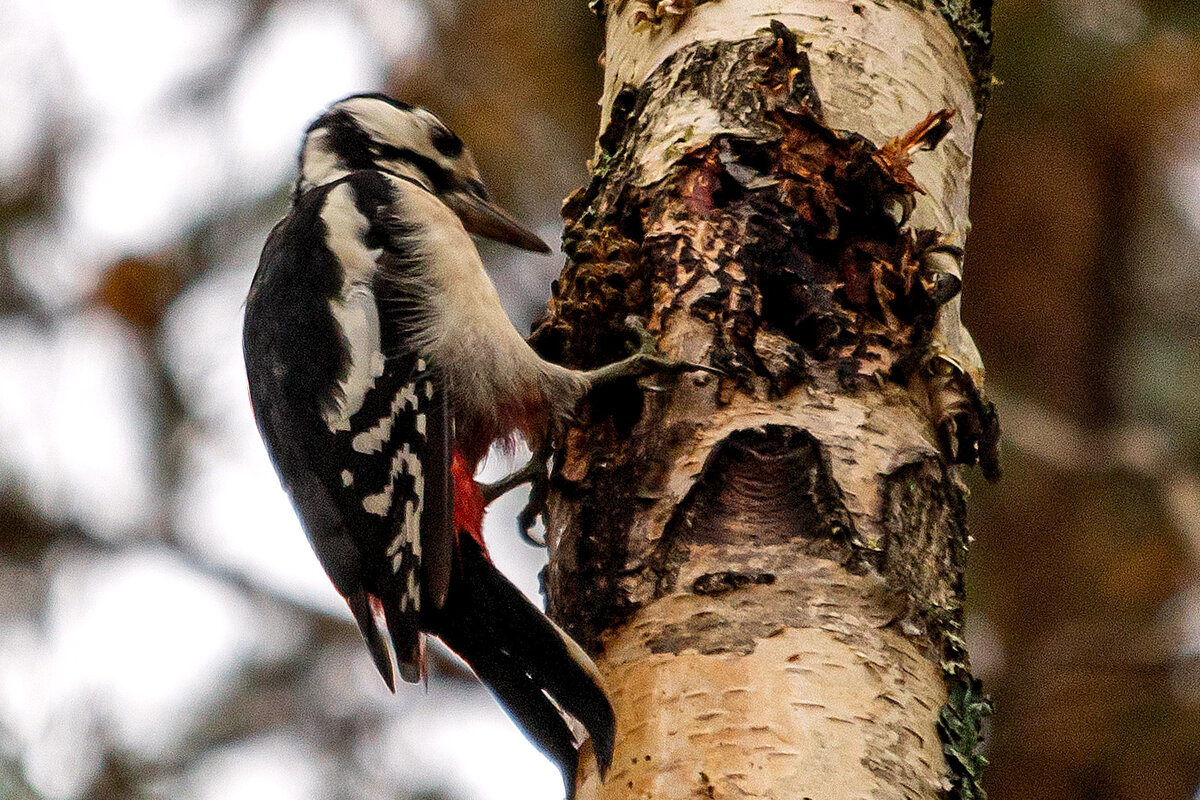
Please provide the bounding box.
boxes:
[542,3,993,798]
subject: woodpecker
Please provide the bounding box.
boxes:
[243,94,702,795]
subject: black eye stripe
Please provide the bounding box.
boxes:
[430,127,463,158]
[374,143,407,159]
[374,145,451,191]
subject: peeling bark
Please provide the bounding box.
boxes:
[536,5,993,798]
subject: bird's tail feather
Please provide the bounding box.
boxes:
[432,534,615,793]
[347,589,396,691]
[460,645,580,797]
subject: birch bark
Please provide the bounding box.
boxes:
[532,3,996,798]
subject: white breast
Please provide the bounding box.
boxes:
[384,177,555,419]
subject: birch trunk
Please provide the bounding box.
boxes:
[531,3,996,798]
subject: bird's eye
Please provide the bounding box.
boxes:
[430,127,463,158]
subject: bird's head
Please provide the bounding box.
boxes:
[297,93,550,253]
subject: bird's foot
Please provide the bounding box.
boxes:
[478,446,553,546]
[581,316,722,389]
[479,454,546,505]
[517,458,552,547]
[908,237,1001,481]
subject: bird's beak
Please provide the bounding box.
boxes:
[440,183,552,254]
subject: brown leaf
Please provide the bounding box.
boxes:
[97,256,183,329]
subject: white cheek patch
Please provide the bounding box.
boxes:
[379,158,435,192]
[337,98,461,188]
[342,98,421,141]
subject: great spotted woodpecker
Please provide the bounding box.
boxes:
[243,94,701,794]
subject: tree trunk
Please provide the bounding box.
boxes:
[532,3,996,798]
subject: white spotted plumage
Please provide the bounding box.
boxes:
[351,379,421,454]
[244,95,617,795]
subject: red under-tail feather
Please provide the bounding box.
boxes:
[451,451,487,550]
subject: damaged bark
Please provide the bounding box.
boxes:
[534,5,994,799]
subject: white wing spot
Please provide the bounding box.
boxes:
[407,569,421,612]
[362,486,392,517]
[416,413,426,436]
[361,443,427,559]
[341,469,354,487]
[320,184,386,433]
[404,497,422,557]
[351,381,420,454]
[386,534,404,557]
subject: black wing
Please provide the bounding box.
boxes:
[244,172,454,688]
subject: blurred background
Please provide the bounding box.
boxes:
[0,0,1195,798]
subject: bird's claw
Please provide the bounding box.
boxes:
[517,464,551,546]
[503,319,724,546]
[479,446,554,546]
[642,352,724,378]
[479,443,543,490]
[920,354,1001,481]
[581,316,724,388]
[620,315,659,357]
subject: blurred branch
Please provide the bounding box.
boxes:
[0,759,46,800]
[997,387,1200,560]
